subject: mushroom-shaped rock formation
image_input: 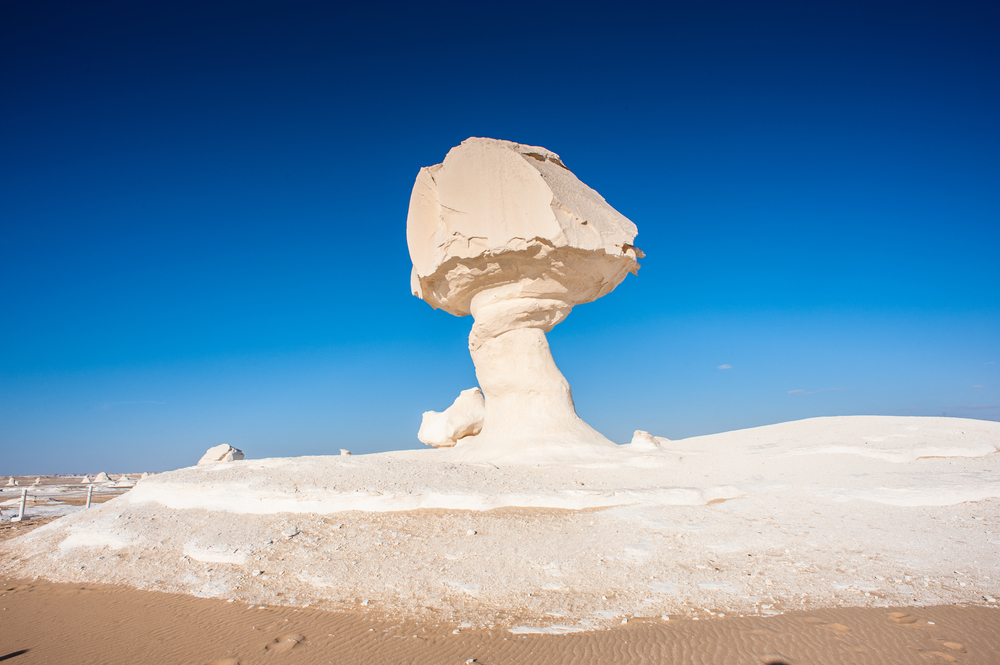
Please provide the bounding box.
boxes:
[407,138,642,462]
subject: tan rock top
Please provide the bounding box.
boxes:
[406,137,642,316]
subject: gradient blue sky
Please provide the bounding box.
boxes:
[2,1,997,474]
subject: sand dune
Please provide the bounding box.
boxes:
[1,578,998,665]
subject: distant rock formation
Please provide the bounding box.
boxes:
[80,475,92,483]
[198,444,245,465]
[93,472,111,483]
[627,430,671,451]
[5,477,16,486]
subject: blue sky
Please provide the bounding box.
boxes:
[2,1,997,474]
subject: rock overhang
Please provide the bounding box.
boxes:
[406,137,642,316]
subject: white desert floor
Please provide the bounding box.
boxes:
[2,416,999,632]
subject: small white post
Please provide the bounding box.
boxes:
[12,488,27,522]
[86,484,94,509]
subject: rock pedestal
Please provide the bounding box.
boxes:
[407,138,641,462]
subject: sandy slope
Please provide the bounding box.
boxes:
[3,578,999,665]
[2,416,998,630]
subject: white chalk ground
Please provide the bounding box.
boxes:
[0,481,133,522]
[3,416,999,631]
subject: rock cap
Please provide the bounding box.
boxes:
[407,137,642,317]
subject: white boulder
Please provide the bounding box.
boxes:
[197,444,245,465]
[407,138,642,462]
[626,430,671,451]
[417,388,486,448]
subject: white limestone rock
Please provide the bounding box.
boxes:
[81,476,92,484]
[407,138,642,463]
[197,444,245,465]
[626,430,671,451]
[5,477,16,486]
[93,472,111,483]
[417,388,486,448]
[407,137,642,320]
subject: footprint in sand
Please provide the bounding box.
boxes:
[803,617,851,634]
[920,640,968,662]
[265,634,305,654]
[889,612,919,625]
[758,653,793,665]
[887,613,968,662]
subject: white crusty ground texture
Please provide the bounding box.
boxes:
[3,416,999,631]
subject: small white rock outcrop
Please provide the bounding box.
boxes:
[93,472,111,483]
[417,388,486,448]
[6,477,17,486]
[626,430,671,451]
[80,475,92,483]
[197,444,245,465]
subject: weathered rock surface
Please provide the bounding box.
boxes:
[417,388,485,447]
[198,444,245,465]
[407,137,641,318]
[5,417,998,628]
[407,138,641,462]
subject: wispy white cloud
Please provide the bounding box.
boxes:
[788,388,842,395]
[717,364,732,370]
